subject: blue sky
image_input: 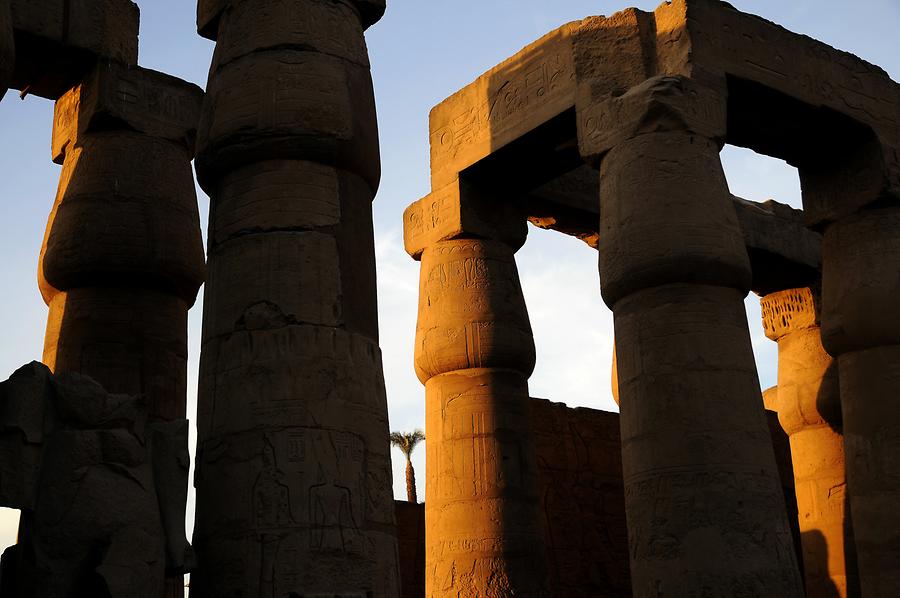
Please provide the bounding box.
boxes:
[0,0,898,551]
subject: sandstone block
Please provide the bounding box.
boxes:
[578,75,727,164]
[198,325,389,444]
[598,131,750,306]
[414,239,535,382]
[39,132,205,304]
[0,363,193,597]
[198,0,384,41]
[403,179,527,259]
[424,368,549,597]
[202,231,342,341]
[429,23,577,188]
[9,0,139,99]
[195,49,380,191]
[51,60,205,163]
[821,207,900,356]
[43,288,190,422]
[210,0,369,70]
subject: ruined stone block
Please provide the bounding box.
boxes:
[0,363,192,597]
[403,179,527,259]
[51,60,205,163]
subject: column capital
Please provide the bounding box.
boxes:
[403,179,527,260]
[577,75,727,165]
[51,60,204,164]
[761,287,820,342]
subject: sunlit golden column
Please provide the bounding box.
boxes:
[405,182,549,597]
[579,76,804,596]
[762,287,860,596]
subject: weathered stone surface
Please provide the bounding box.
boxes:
[600,128,802,594]
[9,0,139,99]
[762,287,859,596]
[0,0,12,102]
[598,131,750,306]
[425,369,548,597]
[196,48,380,192]
[578,75,727,165]
[395,501,425,598]
[39,131,205,305]
[51,60,204,162]
[429,22,579,188]
[530,399,630,597]
[820,207,900,595]
[43,289,190,422]
[192,0,398,590]
[403,179,527,259]
[197,0,384,42]
[414,239,535,383]
[0,363,190,598]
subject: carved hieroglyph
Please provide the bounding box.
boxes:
[413,237,549,597]
[39,60,205,424]
[0,363,192,597]
[762,287,859,597]
[190,1,399,595]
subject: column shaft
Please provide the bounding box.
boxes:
[762,287,859,596]
[415,238,548,597]
[821,208,900,595]
[191,1,399,595]
[599,131,803,596]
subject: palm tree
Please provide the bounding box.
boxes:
[390,429,425,503]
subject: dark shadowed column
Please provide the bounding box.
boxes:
[38,60,205,596]
[0,0,12,102]
[819,210,900,596]
[762,287,859,597]
[580,76,804,597]
[190,1,399,595]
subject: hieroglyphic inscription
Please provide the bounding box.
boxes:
[429,25,577,183]
[760,287,818,340]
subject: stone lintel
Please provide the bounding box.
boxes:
[403,179,527,260]
[577,75,727,164]
[428,22,579,189]
[197,0,385,41]
[9,0,139,99]
[52,60,204,163]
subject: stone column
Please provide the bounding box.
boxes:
[403,181,548,596]
[762,287,859,596]
[0,0,12,102]
[38,60,205,596]
[40,61,205,422]
[582,77,803,596]
[413,234,548,597]
[190,1,399,596]
[820,209,900,595]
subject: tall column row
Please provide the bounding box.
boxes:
[761,287,859,596]
[405,183,549,597]
[582,76,804,597]
[190,1,399,595]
